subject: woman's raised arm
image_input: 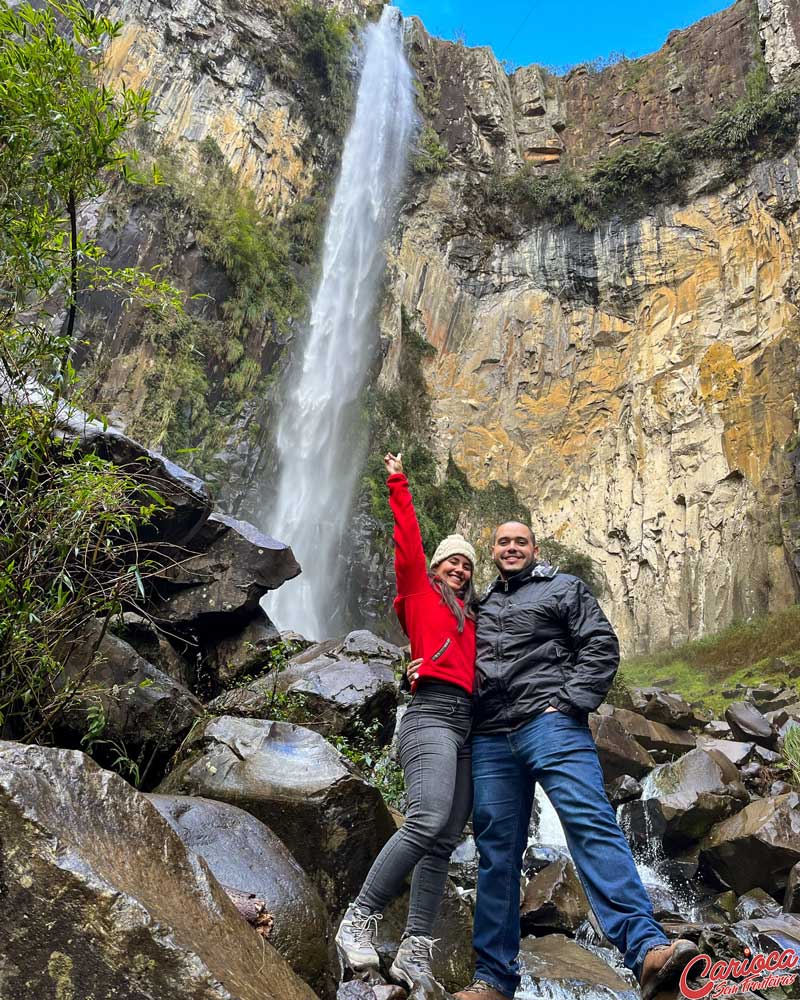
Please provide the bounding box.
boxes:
[385,452,429,597]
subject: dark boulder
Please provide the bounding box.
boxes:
[606,774,643,807]
[201,612,283,686]
[55,617,201,774]
[588,712,655,781]
[147,793,333,996]
[157,716,396,910]
[56,400,212,545]
[605,707,696,755]
[631,687,708,729]
[111,611,196,688]
[700,792,800,895]
[724,701,778,749]
[0,742,317,1000]
[785,862,800,913]
[153,512,301,632]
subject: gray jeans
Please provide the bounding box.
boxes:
[356,684,473,935]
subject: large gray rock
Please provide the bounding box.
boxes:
[785,861,800,913]
[589,712,655,781]
[695,735,754,766]
[212,631,402,743]
[55,617,202,769]
[724,701,778,749]
[147,794,333,997]
[517,935,638,999]
[604,706,697,755]
[700,792,800,895]
[376,879,474,994]
[520,858,590,936]
[0,742,318,1000]
[639,748,748,846]
[157,716,396,909]
[153,513,301,631]
[733,887,782,921]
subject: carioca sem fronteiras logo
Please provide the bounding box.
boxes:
[679,945,799,998]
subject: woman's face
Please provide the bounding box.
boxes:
[434,554,473,592]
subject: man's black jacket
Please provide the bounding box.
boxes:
[473,561,620,734]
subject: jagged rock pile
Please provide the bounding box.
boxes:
[2,424,800,1000]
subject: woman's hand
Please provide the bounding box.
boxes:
[384,451,404,476]
[407,656,422,685]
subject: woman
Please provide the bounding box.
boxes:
[335,451,477,989]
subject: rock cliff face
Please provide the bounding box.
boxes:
[81,0,800,651]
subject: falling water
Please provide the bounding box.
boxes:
[266,7,416,638]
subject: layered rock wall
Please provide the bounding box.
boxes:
[79,0,800,650]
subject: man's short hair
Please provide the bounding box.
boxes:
[493,521,536,546]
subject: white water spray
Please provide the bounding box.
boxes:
[266,8,415,638]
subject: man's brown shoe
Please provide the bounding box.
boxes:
[640,939,700,1000]
[453,980,513,1000]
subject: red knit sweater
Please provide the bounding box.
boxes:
[388,473,476,695]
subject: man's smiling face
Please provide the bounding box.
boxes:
[492,522,538,578]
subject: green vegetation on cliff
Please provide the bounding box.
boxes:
[620,605,800,714]
[483,81,800,233]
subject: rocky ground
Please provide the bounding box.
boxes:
[2,420,800,1000]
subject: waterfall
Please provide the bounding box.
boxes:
[266,7,415,639]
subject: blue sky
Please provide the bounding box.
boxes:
[396,1,733,71]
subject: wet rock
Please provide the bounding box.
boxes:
[724,702,778,749]
[158,716,396,910]
[448,834,479,891]
[376,880,473,993]
[337,985,378,1000]
[606,774,643,807]
[617,798,668,854]
[201,612,283,686]
[588,712,655,780]
[705,890,738,922]
[785,862,800,913]
[522,843,572,876]
[147,794,333,996]
[700,792,800,895]
[772,780,794,796]
[642,881,682,921]
[695,736,754,766]
[55,617,201,772]
[699,915,800,974]
[517,934,638,998]
[605,707,697,756]
[211,631,401,743]
[153,512,301,631]
[733,887,782,921]
[632,687,708,729]
[639,748,748,846]
[521,858,590,935]
[0,741,317,1000]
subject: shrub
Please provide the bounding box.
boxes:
[412,125,449,175]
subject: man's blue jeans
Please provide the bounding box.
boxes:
[472,710,668,998]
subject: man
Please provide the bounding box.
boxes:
[423,521,697,1000]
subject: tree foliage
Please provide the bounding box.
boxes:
[0,0,179,741]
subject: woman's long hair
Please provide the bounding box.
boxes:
[428,570,477,633]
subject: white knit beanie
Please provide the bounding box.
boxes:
[430,533,476,570]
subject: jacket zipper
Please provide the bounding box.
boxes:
[431,638,451,661]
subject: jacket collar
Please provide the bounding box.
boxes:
[481,560,558,599]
